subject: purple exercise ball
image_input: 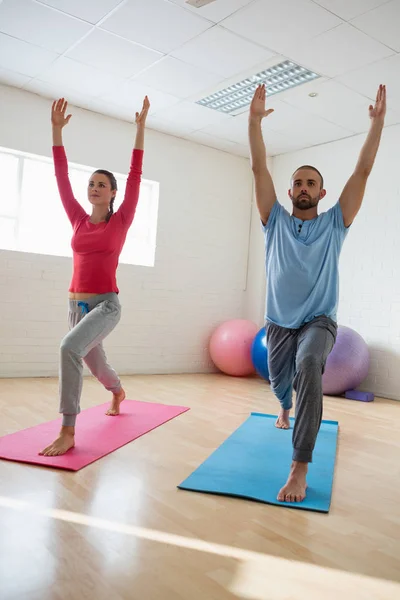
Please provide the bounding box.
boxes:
[322,326,370,396]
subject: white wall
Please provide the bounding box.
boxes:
[0,85,253,377]
[265,125,400,401]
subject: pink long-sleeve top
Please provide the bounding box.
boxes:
[52,146,144,294]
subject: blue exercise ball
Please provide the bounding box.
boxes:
[251,327,269,381]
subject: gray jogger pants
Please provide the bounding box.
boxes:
[266,316,337,463]
[59,293,122,427]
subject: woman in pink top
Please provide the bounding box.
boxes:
[40,96,149,457]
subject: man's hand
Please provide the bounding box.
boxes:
[369,84,386,122]
[249,84,274,121]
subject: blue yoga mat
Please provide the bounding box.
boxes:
[178,412,339,513]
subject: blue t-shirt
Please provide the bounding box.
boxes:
[263,200,349,329]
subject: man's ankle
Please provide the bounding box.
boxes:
[291,460,308,474]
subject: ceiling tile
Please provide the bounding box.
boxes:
[0,68,31,88]
[133,56,222,99]
[188,137,249,159]
[199,111,307,154]
[100,0,212,54]
[222,0,342,53]
[36,0,124,24]
[146,116,196,138]
[0,0,92,54]
[0,33,59,78]
[171,25,275,78]
[228,144,250,158]
[260,102,353,146]
[266,144,303,157]
[311,0,390,21]
[22,80,94,119]
[282,79,400,130]
[293,119,352,147]
[101,80,181,115]
[337,53,400,104]
[281,23,394,78]
[169,0,254,23]
[351,1,400,52]
[264,141,304,157]
[23,78,94,104]
[74,97,135,122]
[382,108,400,127]
[280,80,375,133]
[254,121,305,155]
[184,130,239,153]
[22,78,134,121]
[35,57,124,97]
[66,29,162,79]
[151,100,232,130]
[200,113,249,145]
[255,100,303,132]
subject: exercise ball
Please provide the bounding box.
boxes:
[209,319,258,376]
[322,325,369,395]
[251,327,270,381]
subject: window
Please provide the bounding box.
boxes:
[0,146,159,267]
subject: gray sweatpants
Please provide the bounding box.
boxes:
[59,293,122,427]
[266,315,337,463]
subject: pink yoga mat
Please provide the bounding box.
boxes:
[0,400,189,471]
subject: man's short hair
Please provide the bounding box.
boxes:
[292,165,324,189]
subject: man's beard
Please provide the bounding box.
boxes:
[291,192,320,211]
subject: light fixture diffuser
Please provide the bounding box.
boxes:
[197,60,320,114]
[186,0,217,6]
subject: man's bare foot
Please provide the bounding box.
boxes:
[275,408,291,429]
[277,461,308,503]
[106,388,126,416]
[39,427,75,456]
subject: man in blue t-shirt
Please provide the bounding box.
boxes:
[248,83,386,504]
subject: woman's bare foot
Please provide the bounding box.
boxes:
[277,461,308,503]
[275,408,291,429]
[39,426,75,456]
[106,388,126,416]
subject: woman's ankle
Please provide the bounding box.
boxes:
[60,425,75,436]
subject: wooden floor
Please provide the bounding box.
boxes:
[0,374,399,600]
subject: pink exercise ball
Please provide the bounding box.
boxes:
[209,319,258,376]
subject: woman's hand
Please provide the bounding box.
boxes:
[135,96,150,127]
[52,98,72,129]
[134,96,149,150]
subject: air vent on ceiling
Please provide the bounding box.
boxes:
[186,0,217,7]
[197,60,320,115]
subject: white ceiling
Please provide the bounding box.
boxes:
[0,0,400,158]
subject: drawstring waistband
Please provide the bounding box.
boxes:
[77,301,89,316]
[70,293,119,315]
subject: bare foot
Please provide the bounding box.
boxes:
[275,408,291,429]
[106,388,126,416]
[277,461,308,503]
[39,427,75,456]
